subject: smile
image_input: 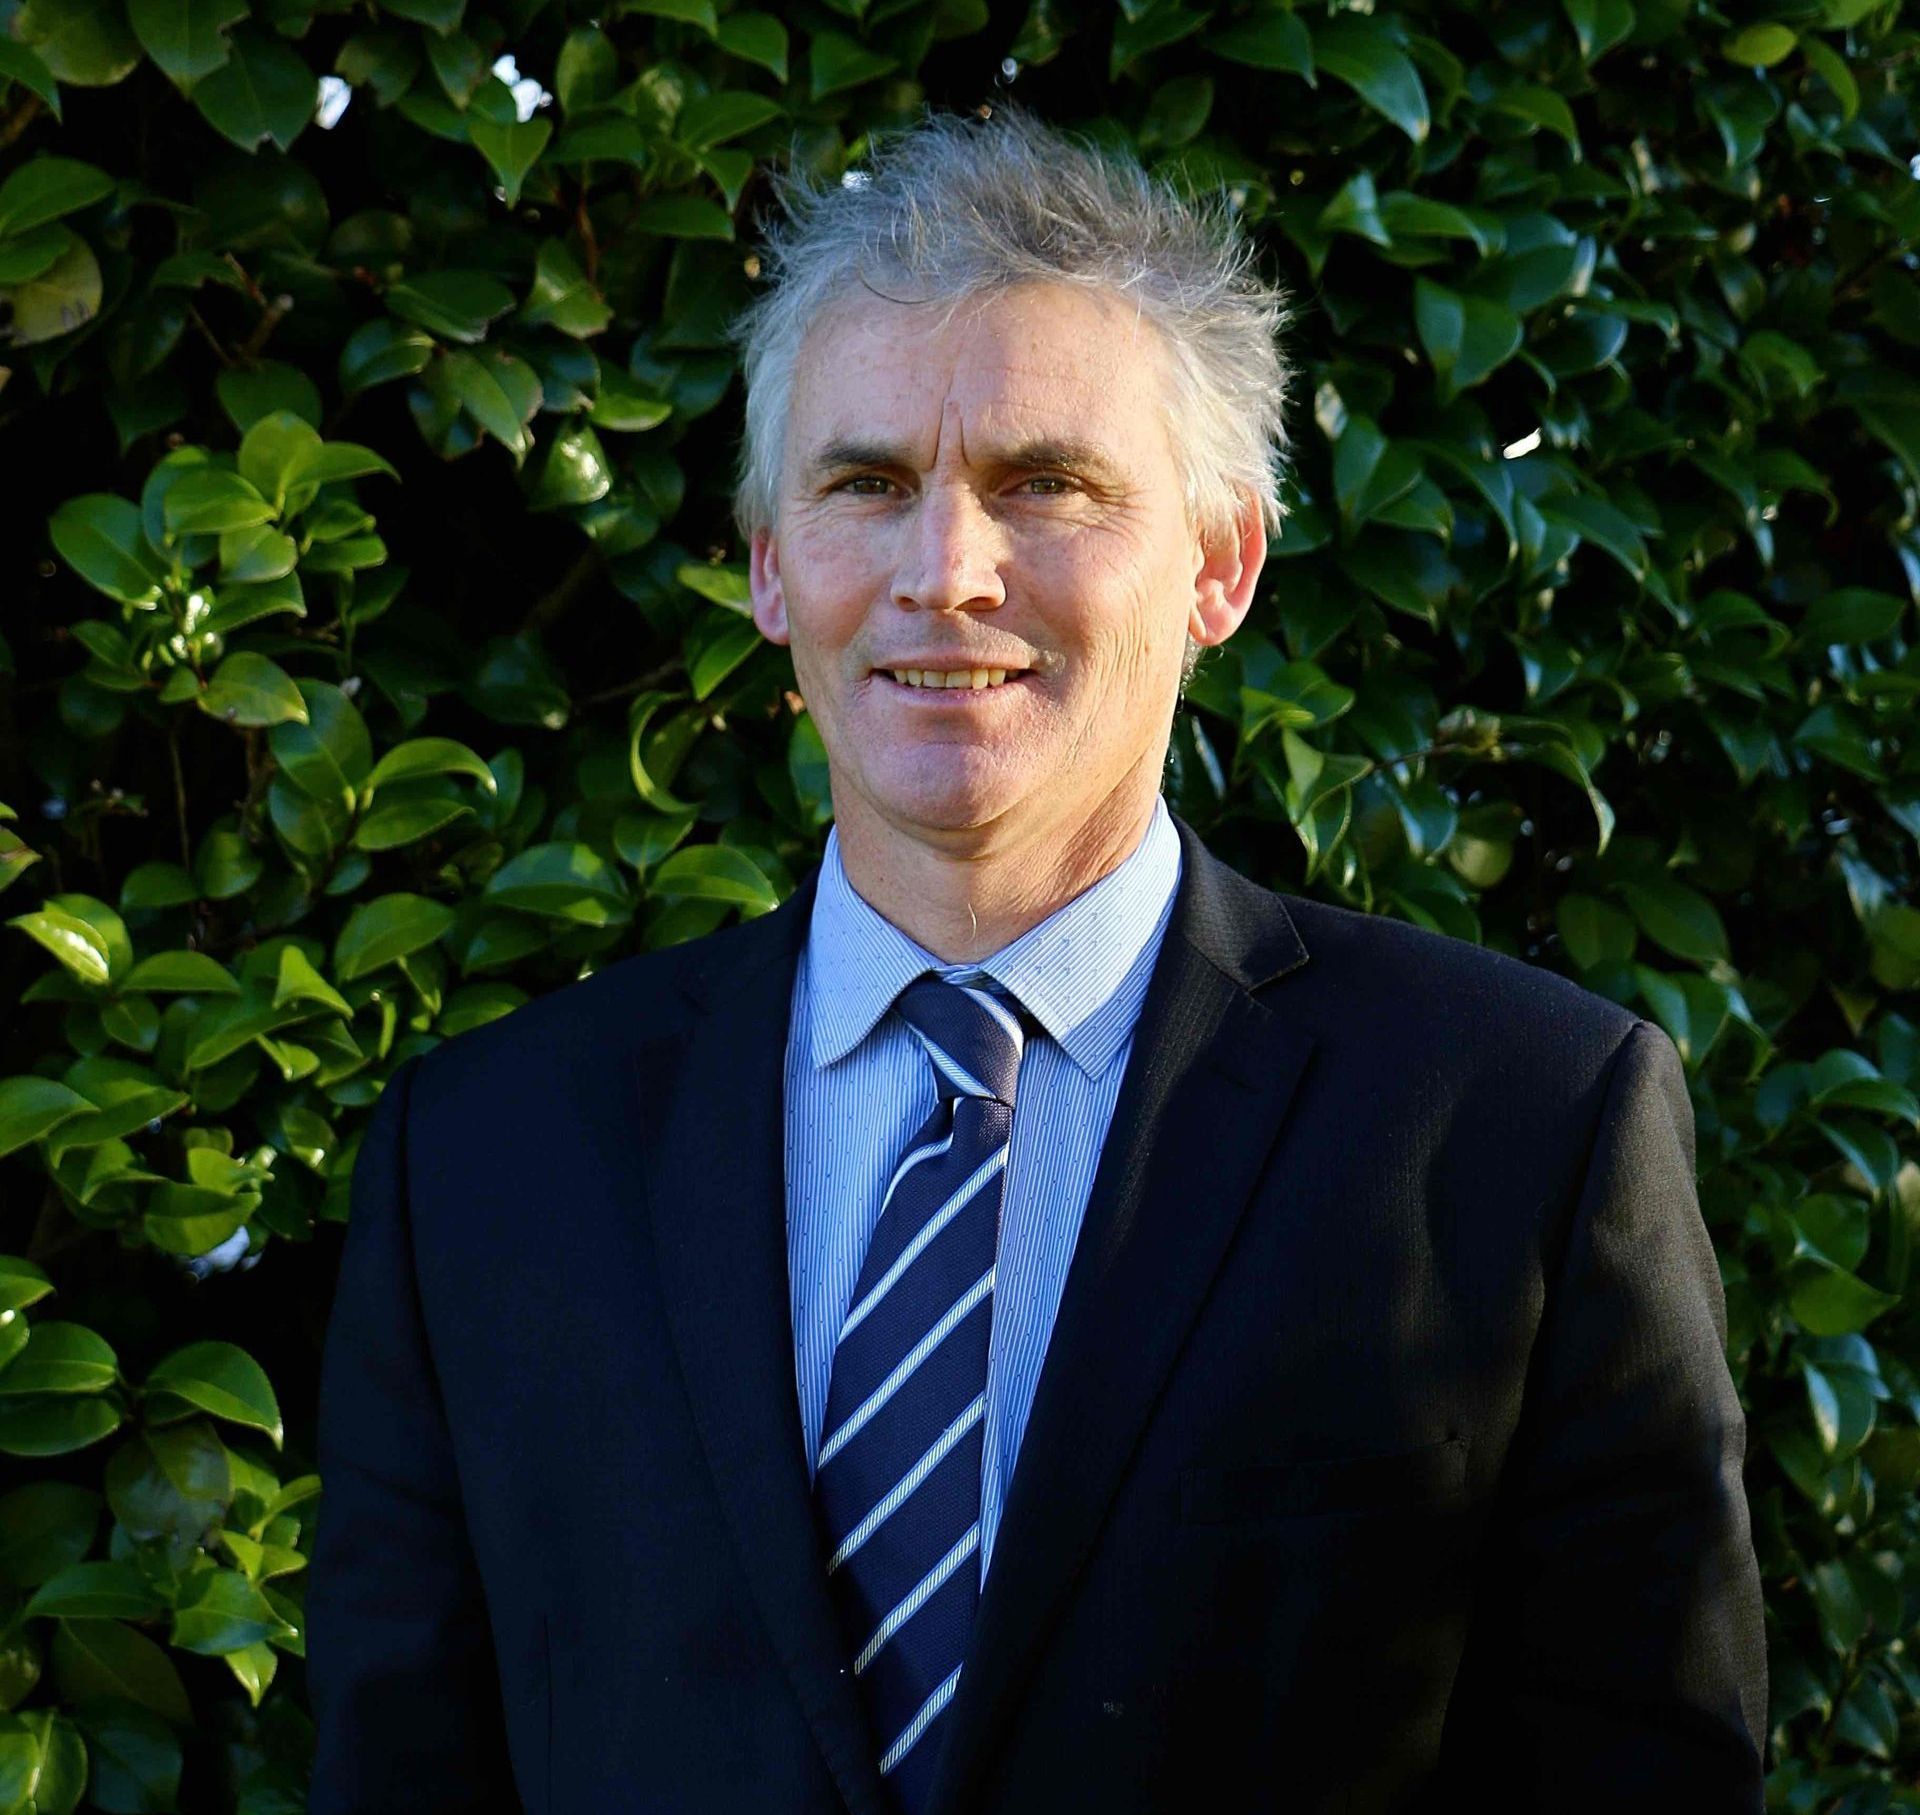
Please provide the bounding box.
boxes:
[879,668,1029,692]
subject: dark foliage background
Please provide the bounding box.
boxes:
[1,0,1917,1806]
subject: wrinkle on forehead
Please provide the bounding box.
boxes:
[791,281,1165,482]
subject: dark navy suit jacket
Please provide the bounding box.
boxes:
[305,812,1767,1812]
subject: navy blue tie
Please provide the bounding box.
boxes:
[813,970,1028,1811]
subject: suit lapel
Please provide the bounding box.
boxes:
[924,814,1317,1815]
[636,868,892,1815]
[637,816,1316,1815]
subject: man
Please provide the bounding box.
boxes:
[306,102,1767,1812]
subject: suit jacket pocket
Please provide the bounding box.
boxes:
[1179,1435,1469,1524]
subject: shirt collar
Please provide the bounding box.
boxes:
[804,795,1183,1082]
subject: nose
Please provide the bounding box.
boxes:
[890,479,1007,615]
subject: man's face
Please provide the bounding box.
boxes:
[750,280,1236,852]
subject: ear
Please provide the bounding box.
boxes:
[749,525,790,646]
[1187,485,1266,649]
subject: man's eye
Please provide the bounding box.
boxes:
[834,474,1074,496]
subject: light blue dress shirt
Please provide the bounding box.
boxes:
[782,794,1183,1588]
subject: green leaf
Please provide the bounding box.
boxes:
[807,29,894,101]
[0,35,65,117]
[161,468,275,536]
[1724,22,1797,67]
[482,842,632,925]
[197,651,309,729]
[434,348,540,462]
[52,1619,190,1723]
[625,0,716,31]
[119,951,239,993]
[218,523,298,584]
[554,25,616,111]
[676,560,751,613]
[1617,877,1729,965]
[340,318,436,395]
[588,367,671,433]
[143,1190,250,1258]
[1562,0,1635,62]
[365,737,498,797]
[333,893,457,981]
[13,0,142,86]
[0,1258,56,1319]
[353,794,472,851]
[25,1561,164,1622]
[1487,81,1580,151]
[676,89,782,150]
[0,1078,95,1160]
[284,438,399,490]
[519,239,611,339]
[1205,6,1311,74]
[8,902,114,988]
[1535,491,1649,584]
[628,195,735,241]
[0,221,72,285]
[1790,1243,1901,1335]
[191,25,316,153]
[1312,13,1427,143]
[47,495,166,606]
[105,1421,231,1557]
[44,1061,175,1140]
[236,408,320,511]
[378,0,464,30]
[271,943,351,1016]
[1798,588,1905,647]
[119,863,198,911]
[714,12,787,81]
[1802,35,1859,122]
[0,1396,123,1457]
[127,0,248,91]
[651,843,780,915]
[0,1482,103,1587]
[525,422,611,509]
[170,1566,288,1654]
[3,232,103,343]
[684,610,760,701]
[547,116,652,167]
[145,1342,282,1448]
[385,269,516,343]
[1413,279,1523,401]
[468,112,552,208]
[0,157,114,237]
[216,361,323,433]
[0,1324,118,1396]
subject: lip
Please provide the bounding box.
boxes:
[869,660,1034,676]
[870,670,1037,702]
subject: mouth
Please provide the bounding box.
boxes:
[871,665,1035,697]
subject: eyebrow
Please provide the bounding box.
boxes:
[802,434,1126,487]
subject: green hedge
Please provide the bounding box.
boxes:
[2,0,1918,1807]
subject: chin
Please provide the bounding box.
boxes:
[866,759,1031,835]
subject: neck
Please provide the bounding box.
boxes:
[831,763,1164,964]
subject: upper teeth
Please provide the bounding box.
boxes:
[889,669,1015,689]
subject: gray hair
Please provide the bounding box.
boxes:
[722,100,1296,685]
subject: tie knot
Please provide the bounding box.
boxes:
[893,972,1027,1107]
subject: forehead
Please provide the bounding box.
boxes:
[786,280,1167,455]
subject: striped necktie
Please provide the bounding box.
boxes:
[812,969,1028,1812]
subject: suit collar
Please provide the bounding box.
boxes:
[641,810,1314,1814]
[801,796,1186,1081]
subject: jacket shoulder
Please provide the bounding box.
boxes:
[402,905,788,1102]
[1242,874,1646,1093]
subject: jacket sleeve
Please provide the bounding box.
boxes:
[305,1050,523,1813]
[1435,1018,1768,1808]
